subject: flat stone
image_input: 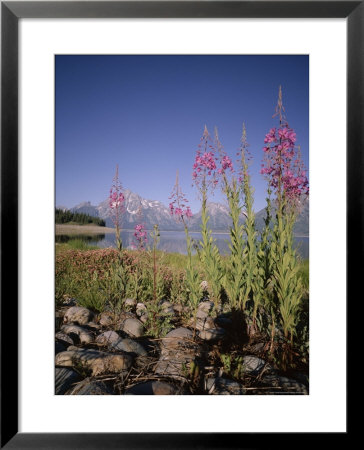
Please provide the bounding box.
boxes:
[111,338,147,356]
[154,352,197,377]
[197,301,214,316]
[86,322,101,331]
[196,316,216,331]
[260,374,308,394]
[61,324,93,345]
[55,368,81,395]
[161,327,194,351]
[120,318,144,338]
[206,377,246,395]
[55,348,133,376]
[69,379,114,395]
[55,332,74,346]
[125,381,181,395]
[95,331,120,345]
[63,306,93,326]
[155,327,201,378]
[249,342,265,353]
[198,327,225,342]
[99,312,114,327]
[242,355,267,375]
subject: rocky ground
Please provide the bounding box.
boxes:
[55,300,308,395]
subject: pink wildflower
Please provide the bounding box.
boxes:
[132,222,148,250]
[169,171,193,224]
[192,125,218,192]
[109,165,125,229]
[261,87,309,208]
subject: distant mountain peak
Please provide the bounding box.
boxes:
[70,189,308,235]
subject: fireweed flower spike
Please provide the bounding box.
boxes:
[132,204,148,250]
[169,171,201,338]
[261,86,309,210]
[192,126,223,310]
[192,125,218,193]
[109,164,125,252]
[132,223,148,250]
[169,171,193,223]
[214,126,234,189]
[261,86,309,362]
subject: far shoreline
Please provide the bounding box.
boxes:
[56,224,115,234]
[56,224,308,239]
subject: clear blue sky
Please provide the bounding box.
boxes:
[56,55,308,213]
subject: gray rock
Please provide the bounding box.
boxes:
[139,314,148,324]
[242,355,267,375]
[55,332,74,346]
[61,324,93,345]
[197,301,214,318]
[55,348,133,376]
[249,342,265,353]
[70,379,114,395]
[63,306,93,326]
[195,316,216,331]
[95,330,120,345]
[62,297,76,307]
[160,301,175,315]
[120,318,144,338]
[99,312,114,327]
[260,374,308,394]
[66,345,79,351]
[161,327,194,351]
[205,377,246,395]
[111,338,147,356]
[55,367,81,395]
[154,352,197,377]
[172,304,183,314]
[125,298,137,307]
[86,322,101,331]
[198,327,225,342]
[136,303,147,317]
[125,381,181,395]
[156,328,200,378]
[162,306,175,315]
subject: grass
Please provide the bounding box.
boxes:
[56,239,99,252]
[298,259,309,292]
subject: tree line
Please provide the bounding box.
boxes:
[55,209,106,227]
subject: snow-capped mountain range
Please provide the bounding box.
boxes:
[58,189,308,235]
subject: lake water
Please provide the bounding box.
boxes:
[56,230,309,259]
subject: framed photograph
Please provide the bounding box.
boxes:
[2,1,356,447]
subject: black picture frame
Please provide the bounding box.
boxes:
[1,1,356,448]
